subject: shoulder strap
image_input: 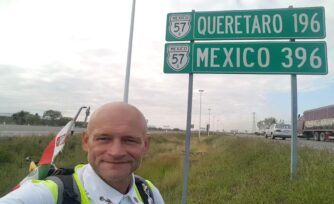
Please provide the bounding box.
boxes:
[50,166,75,176]
[135,175,155,204]
[47,166,81,204]
[48,169,155,204]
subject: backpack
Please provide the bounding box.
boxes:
[46,166,154,204]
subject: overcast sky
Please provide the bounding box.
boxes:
[0,0,333,131]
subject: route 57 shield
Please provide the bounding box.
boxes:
[164,43,192,73]
[166,13,193,41]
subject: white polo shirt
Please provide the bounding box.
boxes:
[0,164,164,204]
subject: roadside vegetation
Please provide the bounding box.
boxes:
[0,109,86,127]
[1,133,334,203]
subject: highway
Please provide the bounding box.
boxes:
[0,124,85,137]
[2,125,334,153]
[234,133,334,153]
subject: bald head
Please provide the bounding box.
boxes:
[87,102,147,136]
[82,102,150,189]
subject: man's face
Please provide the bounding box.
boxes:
[82,106,149,185]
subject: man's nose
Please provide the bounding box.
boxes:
[107,140,126,157]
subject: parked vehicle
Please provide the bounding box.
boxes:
[265,123,291,140]
[298,104,334,141]
[254,129,266,136]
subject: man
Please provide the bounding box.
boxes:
[0,102,164,204]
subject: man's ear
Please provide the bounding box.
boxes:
[82,131,89,152]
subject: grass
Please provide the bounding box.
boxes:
[1,133,334,203]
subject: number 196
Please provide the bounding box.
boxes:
[293,13,321,33]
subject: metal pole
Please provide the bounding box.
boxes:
[207,108,211,136]
[123,0,136,103]
[289,5,298,179]
[198,90,204,140]
[212,115,215,133]
[291,74,298,178]
[83,106,90,128]
[252,112,256,133]
[181,73,193,204]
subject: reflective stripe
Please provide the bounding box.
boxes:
[34,165,155,204]
[73,164,90,204]
[32,179,58,203]
[134,178,155,204]
[134,185,144,203]
[145,180,154,189]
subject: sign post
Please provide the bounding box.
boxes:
[181,72,193,204]
[291,73,298,178]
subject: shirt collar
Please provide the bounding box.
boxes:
[80,164,142,204]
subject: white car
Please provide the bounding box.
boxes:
[265,123,291,140]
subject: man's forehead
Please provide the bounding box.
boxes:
[88,124,147,139]
[87,102,147,134]
[90,108,144,126]
[90,103,144,121]
[90,126,145,136]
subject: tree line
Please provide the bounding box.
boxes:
[0,110,86,127]
[257,117,277,130]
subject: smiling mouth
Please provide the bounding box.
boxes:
[103,160,130,164]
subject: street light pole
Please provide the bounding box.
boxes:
[252,112,256,133]
[198,90,204,140]
[212,115,215,134]
[208,108,211,136]
[123,0,136,103]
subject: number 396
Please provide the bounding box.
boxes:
[281,47,322,69]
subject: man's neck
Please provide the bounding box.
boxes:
[88,164,133,194]
[107,177,132,194]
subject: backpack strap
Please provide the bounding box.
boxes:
[46,166,81,204]
[47,167,155,204]
[135,175,155,204]
[50,166,75,176]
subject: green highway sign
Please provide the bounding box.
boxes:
[166,7,326,41]
[164,41,327,74]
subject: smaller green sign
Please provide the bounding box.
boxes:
[164,42,327,75]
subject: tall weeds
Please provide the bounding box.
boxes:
[1,134,334,203]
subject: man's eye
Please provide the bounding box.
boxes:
[96,136,110,141]
[124,138,140,144]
